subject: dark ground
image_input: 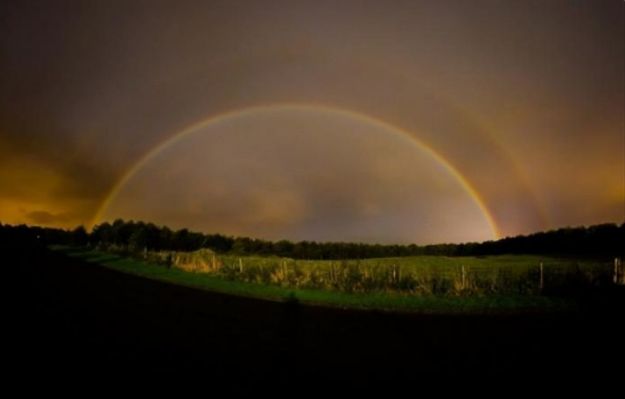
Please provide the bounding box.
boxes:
[7,244,625,389]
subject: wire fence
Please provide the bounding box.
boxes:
[96,244,624,296]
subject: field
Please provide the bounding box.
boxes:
[11,244,625,386]
[55,246,620,313]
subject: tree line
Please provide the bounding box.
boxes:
[1,219,623,258]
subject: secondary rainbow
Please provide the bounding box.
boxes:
[91,103,501,239]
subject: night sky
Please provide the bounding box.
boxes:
[1,0,623,244]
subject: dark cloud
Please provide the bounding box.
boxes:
[1,0,623,239]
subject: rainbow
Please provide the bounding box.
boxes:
[91,103,501,239]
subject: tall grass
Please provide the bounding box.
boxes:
[93,244,615,297]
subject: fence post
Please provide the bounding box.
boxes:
[392,264,397,285]
[614,258,619,284]
[461,265,466,290]
[329,261,333,283]
[239,257,243,273]
[540,262,545,292]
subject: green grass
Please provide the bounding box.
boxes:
[51,246,583,314]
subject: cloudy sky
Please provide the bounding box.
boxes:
[1,0,623,243]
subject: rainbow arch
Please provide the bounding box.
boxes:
[91,103,501,239]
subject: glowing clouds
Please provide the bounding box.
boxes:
[0,153,97,227]
[100,106,495,244]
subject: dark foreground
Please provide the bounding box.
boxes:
[9,245,625,388]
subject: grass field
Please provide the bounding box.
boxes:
[15,245,625,383]
[52,245,618,313]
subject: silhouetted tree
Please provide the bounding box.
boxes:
[71,226,88,246]
[4,219,623,259]
[128,225,148,252]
